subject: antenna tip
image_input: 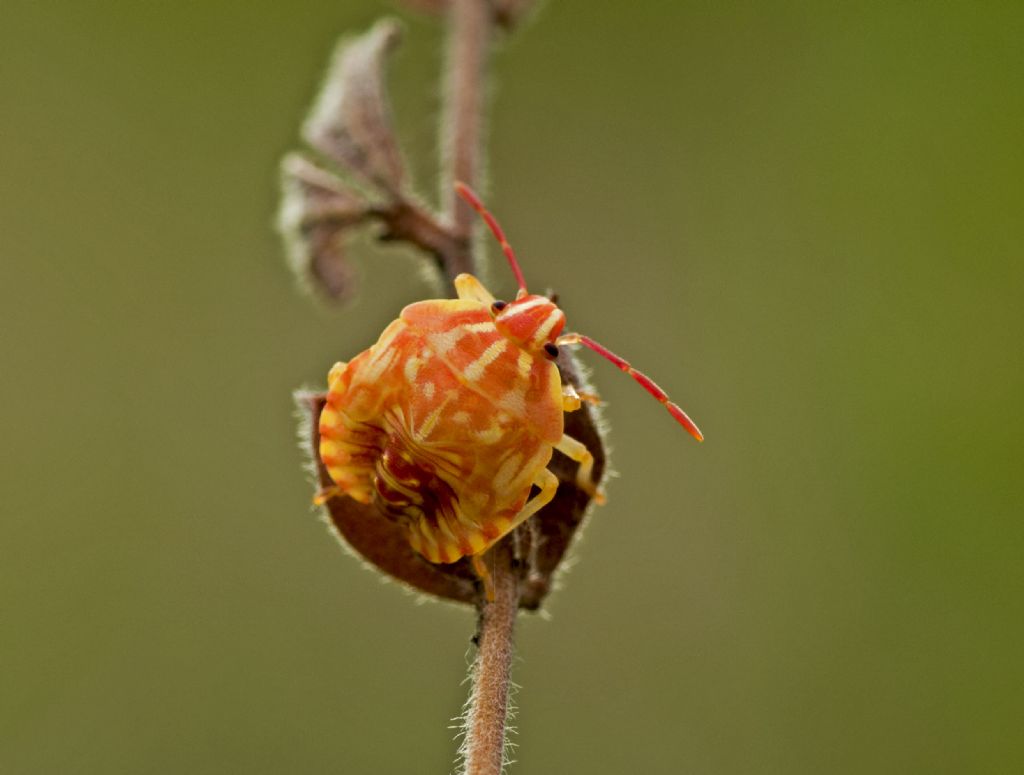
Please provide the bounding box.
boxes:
[668,402,704,442]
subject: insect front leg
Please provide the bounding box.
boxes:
[562,382,601,412]
[509,467,560,530]
[561,382,582,412]
[555,433,606,504]
[470,554,495,603]
[312,485,341,505]
[470,468,559,603]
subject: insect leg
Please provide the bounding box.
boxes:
[555,434,606,504]
[454,273,496,304]
[470,468,558,595]
[561,383,602,412]
[507,467,560,532]
[312,485,341,505]
[471,553,495,603]
[561,383,582,412]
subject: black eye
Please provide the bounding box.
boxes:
[543,343,560,359]
[491,300,508,314]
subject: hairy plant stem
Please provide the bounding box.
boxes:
[463,543,518,775]
[439,2,518,773]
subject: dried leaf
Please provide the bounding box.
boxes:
[280,152,369,223]
[278,152,371,301]
[297,344,607,609]
[302,19,407,196]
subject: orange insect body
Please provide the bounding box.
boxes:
[318,184,702,569]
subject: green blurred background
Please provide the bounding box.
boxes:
[2,1,1022,772]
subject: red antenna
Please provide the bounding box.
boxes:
[558,333,704,442]
[456,181,703,442]
[454,182,529,294]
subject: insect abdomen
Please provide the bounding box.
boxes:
[372,439,494,563]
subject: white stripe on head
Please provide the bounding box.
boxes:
[530,309,565,348]
[508,296,549,314]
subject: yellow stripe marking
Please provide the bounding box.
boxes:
[359,347,397,384]
[517,350,532,379]
[464,339,508,382]
[377,321,403,351]
[473,424,505,444]
[404,355,423,382]
[493,452,523,494]
[498,387,527,416]
[414,394,452,441]
[531,309,565,347]
[428,328,468,357]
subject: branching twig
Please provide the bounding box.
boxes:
[371,200,467,274]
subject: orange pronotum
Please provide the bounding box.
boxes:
[318,184,702,579]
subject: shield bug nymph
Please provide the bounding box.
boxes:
[316,183,702,596]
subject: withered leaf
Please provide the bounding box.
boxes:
[278,153,371,301]
[302,19,407,197]
[280,152,369,224]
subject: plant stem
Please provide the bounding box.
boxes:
[439,2,518,772]
[441,0,492,283]
[462,543,519,775]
